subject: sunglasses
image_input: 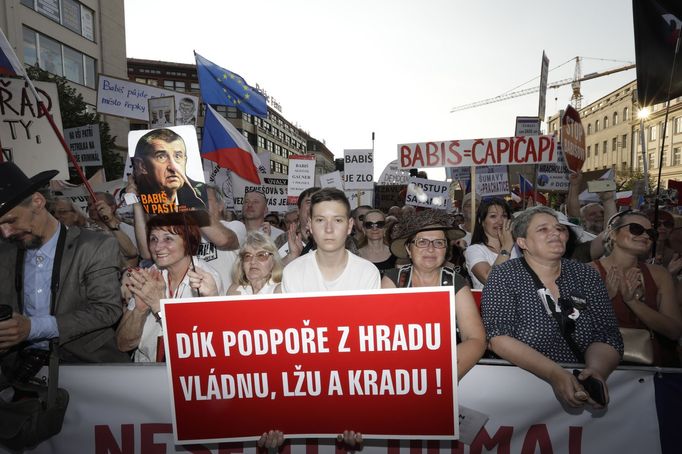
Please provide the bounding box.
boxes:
[363,221,386,230]
[240,251,273,262]
[615,223,658,241]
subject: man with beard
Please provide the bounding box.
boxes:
[0,162,128,363]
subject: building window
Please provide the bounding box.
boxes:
[587,145,591,158]
[22,0,95,41]
[674,147,681,165]
[595,120,600,131]
[650,125,657,141]
[604,116,609,128]
[163,80,186,92]
[613,112,618,125]
[623,107,629,121]
[675,117,682,134]
[595,143,599,155]
[612,137,617,152]
[23,27,96,87]
[257,136,265,149]
[662,148,668,166]
[650,151,656,168]
[603,140,607,154]
[587,123,592,134]
[622,134,627,150]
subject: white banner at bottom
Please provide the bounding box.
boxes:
[4,363,673,454]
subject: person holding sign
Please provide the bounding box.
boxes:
[464,198,519,289]
[227,232,283,295]
[381,210,486,379]
[132,128,207,212]
[282,188,380,292]
[116,213,222,362]
[481,206,622,410]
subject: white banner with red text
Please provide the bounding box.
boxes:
[398,136,557,169]
[8,364,680,454]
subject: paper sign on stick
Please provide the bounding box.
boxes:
[162,288,458,444]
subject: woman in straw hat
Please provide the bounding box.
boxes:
[382,209,486,380]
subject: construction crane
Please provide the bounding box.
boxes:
[450,57,635,113]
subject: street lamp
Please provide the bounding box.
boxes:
[638,107,650,194]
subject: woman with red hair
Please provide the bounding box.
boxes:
[116,213,222,362]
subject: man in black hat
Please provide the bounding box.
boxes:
[0,162,129,363]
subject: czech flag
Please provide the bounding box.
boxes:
[201,104,262,185]
[0,28,24,77]
[519,174,547,205]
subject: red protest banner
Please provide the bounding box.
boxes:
[560,105,586,173]
[397,135,556,169]
[162,288,458,444]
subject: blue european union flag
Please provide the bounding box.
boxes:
[194,52,268,118]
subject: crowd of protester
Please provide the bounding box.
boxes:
[2,162,682,442]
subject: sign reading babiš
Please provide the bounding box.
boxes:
[398,135,557,169]
[560,105,586,173]
[162,288,458,443]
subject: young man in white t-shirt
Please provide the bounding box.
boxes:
[281,188,380,293]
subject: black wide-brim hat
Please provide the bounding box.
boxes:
[390,209,465,259]
[0,162,58,218]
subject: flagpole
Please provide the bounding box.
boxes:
[651,29,681,258]
[21,71,97,201]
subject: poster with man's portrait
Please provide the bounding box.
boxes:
[126,126,207,215]
[148,96,175,128]
[175,96,197,126]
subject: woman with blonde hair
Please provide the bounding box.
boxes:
[590,210,682,366]
[228,232,283,295]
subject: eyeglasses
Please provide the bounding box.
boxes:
[411,238,448,249]
[364,221,386,230]
[615,223,658,241]
[241,251,274,262]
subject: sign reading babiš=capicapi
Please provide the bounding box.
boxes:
[398,135,557,169]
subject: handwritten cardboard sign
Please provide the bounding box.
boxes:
[162,288,458,444]
[0,77,68,179]
[398,135,557,169]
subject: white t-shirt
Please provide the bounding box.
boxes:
[197,220,247,291]
[282,250,381,293]
[464,243,520,289]
[127,258,223,363]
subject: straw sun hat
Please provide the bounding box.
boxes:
[390,209,465,258]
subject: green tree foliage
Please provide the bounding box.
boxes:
[25,65,124,182]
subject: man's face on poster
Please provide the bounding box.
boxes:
[138,138,188,193]
[180,100,194,117]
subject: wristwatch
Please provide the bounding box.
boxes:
[499,249,510,257]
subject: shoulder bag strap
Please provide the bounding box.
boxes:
[519,257,585,363]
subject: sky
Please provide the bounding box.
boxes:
[124,0,637,181]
